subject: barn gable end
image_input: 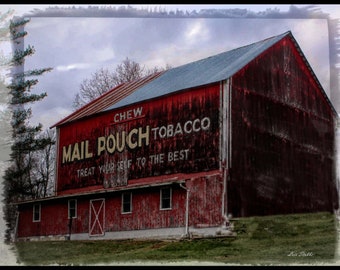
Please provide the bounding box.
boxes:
[229,34,337,217]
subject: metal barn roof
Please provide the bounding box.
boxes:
[105,31,291,111]
[52,30,336,128]
[50,71,164,128]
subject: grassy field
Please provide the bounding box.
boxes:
[13,212,339,266]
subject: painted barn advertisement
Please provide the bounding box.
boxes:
[57,85,220,192]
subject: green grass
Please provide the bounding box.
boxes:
[13,212,339,266]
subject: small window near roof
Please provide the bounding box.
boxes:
[68,199,77,219]
[122,192,132,213]
[160,187,172,210]
[33,204,41,222]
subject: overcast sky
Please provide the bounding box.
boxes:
[0,4,339,129]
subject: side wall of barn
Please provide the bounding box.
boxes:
[228,36,337,217]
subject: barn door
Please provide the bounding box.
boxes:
[89,198,105,236]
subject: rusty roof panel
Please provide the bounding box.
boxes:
[51,71,164,128]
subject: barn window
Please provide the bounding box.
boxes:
[160,187,172,210]
[122,192,132,213]
[33,204,41,222]
[68,199,77,219]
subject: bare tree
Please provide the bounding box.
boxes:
[72,57,170,110]
[112,57,145,85]
[73,67,116,110]
[30,128,56,198]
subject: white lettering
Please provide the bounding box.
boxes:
[151,117,211,140]
[97,126,150,156]
[77,166,95,178]
[113,106,144,123]
[168,149,190,162]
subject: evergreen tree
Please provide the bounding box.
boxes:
[2,17,53,243]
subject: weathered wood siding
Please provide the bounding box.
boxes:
[228,36,337,217]
[187,173,224,227]
[17,200,69,238]
[57,84,221,194]
[17,172,223,238]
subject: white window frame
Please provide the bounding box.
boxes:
[160,187,172,210]
[121,192,132,214]
[68,199,77,219]
[33,203,41,222]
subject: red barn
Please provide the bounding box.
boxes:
[15,31,339,241]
